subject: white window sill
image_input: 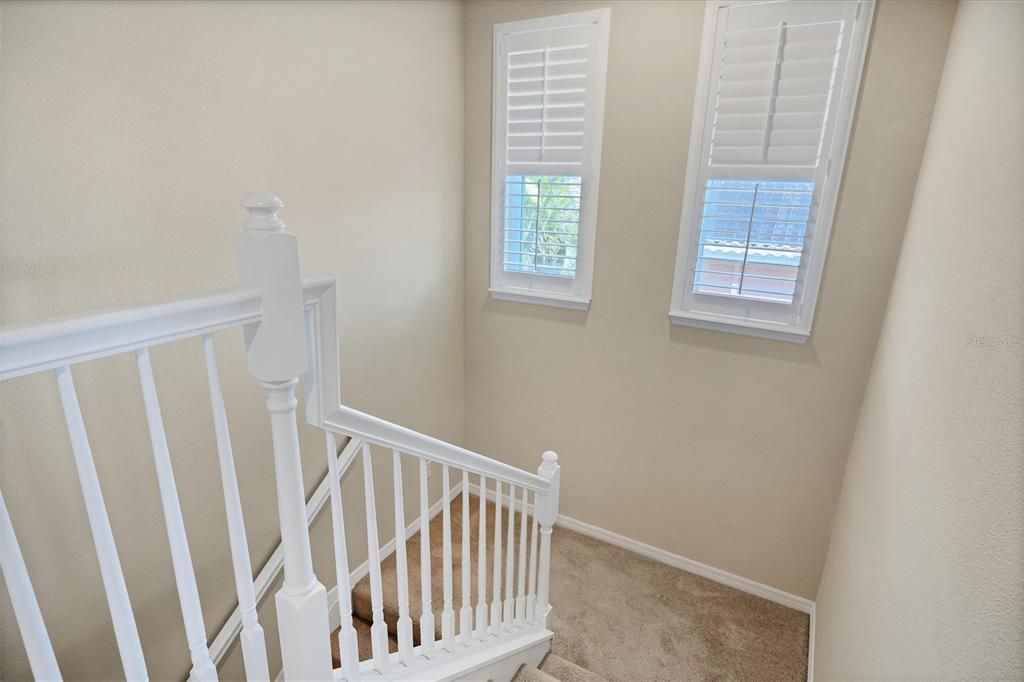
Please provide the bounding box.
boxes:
[489,287,591,311]
[669,310,810,344]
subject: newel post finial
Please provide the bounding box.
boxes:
[537,451,560,525]
[241,192,286,232]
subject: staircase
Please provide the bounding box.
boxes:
[335,493,605,681]
[0,193,560,681]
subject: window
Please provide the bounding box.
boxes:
[670,0,875,342]
[490,10,611,310]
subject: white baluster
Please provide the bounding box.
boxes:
[515,487,529,627]
[535,452,561,629]
[440,465,455,649]
[503,485,516,632]
[526,491,539,626]
[202,334,269,681]
[392,450,414,667]
[0,489,61,680]
[361,444,390,672]
[475,475,488,641]
[489,480,503,636]
[418,458,435,655]
[236,193,331,681]
[136,348,217,681]
[326,433,360,681]
[459,470,472,644]
[56,366,147,680]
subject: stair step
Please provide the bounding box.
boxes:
[512,663,559,682]
[352,492,513,645]
[330,615,397,670]
[539,653,606,682]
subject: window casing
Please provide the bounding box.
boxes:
[490,10,611,311]
[670,0,875,342]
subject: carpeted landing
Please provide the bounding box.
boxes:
[332,493,809,680]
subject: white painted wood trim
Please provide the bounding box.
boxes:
[488,288,591,311]
[669,310,811,344]
[553,514,815,614]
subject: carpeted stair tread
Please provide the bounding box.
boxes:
[352,493,518,644]
[512,662,559,682]
[330,615,397,670]
[538,653,606,682]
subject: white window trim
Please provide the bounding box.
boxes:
[669,0,876,343]
[489,9,611,311]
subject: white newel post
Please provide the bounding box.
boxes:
[236,193,332,681]
[534,451,560,629]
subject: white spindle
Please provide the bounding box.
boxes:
[326,433,360,681]
[535,452,561,629]
[56,365,148,681]
[392,450,414,666]
[459,470,472,644]
[475,475,488,641]
[237,194,331,681]
[0,489,61,680]
[202,334,269,681]
[490,480,503,636]
[526,491,539,626]
[440,465,455,649]
[503,485,516,632]
[136,348,217,681]
[515,487,529,627]
[418,458,435,655]
[361,444,389,672]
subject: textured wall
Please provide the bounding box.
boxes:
[463,0,955,599]
[0,1,464,679]
[813,1,1024,677]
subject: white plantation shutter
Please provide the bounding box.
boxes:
[505,31,591,174]
[490,11,610,310]
[671,0,874,342]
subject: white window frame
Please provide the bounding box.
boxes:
[669,0,876,343]
[489,10,611,311]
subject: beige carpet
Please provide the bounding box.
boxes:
[337,493,809,680]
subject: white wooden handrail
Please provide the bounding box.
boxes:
[0,277,336,382]
[322,407,549,494]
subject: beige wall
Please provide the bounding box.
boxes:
[463,0,956,599]
[813,1,1024,677]
[0,1,463,679]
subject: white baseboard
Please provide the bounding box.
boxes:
[553,514,815,615]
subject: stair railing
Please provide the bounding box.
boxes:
[0,193,560,681]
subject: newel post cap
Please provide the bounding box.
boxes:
[538,450,560,480]
[242,192,286,232]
